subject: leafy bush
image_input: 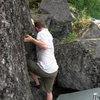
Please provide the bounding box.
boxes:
[72,8,92,34]
[28,0,41,8]
[68,0,100,19]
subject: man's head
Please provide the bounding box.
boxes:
[34,20,46,32]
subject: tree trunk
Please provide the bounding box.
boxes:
[0,0,34,99]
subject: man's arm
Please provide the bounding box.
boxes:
[24,35,48,50]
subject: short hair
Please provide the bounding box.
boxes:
[34,20,46,29]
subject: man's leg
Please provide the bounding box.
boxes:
[30,71,40,86]
[47,92,53,100]
[27,60,40,86]
[42,72,57,100]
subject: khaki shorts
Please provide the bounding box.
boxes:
[27,59,58,93]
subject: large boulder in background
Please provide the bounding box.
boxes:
[38,0,72,40]
[55,22,100,90]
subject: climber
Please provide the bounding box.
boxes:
[24,19,58,100]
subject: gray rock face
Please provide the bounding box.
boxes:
[0,0,38,100]
[39,0,72,40]
[55,23,100,90]
[39,0,72,22]
[30,81,46,100]
[80,23,100,59]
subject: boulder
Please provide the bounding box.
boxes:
[0,0,33,99]
[0,0,45,100]
[39,0,72,40]
[55,22,100,90]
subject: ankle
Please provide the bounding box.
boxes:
[36,82,40,86]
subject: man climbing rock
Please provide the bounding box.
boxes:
[24,19,58,100]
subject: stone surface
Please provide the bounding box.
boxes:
[55,22,100,90]
[0,0,45,100]
[57,88,100,100]
[0,0,34,99]
[39,0,72,22]
[80,23,100,59]
[39,0,72,40]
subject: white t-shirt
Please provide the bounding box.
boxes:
[36,28,58,73]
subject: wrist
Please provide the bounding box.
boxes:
[31,38,35,43]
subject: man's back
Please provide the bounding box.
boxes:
[36,28,58,73]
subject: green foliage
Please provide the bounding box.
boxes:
[69,3,78,13]
[28,0,41,8]
[60,32,78,44]
[66,1,94,44]
[72,8,92,34]
[68,0,100,19]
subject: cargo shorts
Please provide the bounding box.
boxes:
[27,59,58,93]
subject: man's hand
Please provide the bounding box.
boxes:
[24,34,48,49]
[31,18,34,26]
[24,35,33,42]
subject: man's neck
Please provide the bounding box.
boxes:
[38,27,46,32]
